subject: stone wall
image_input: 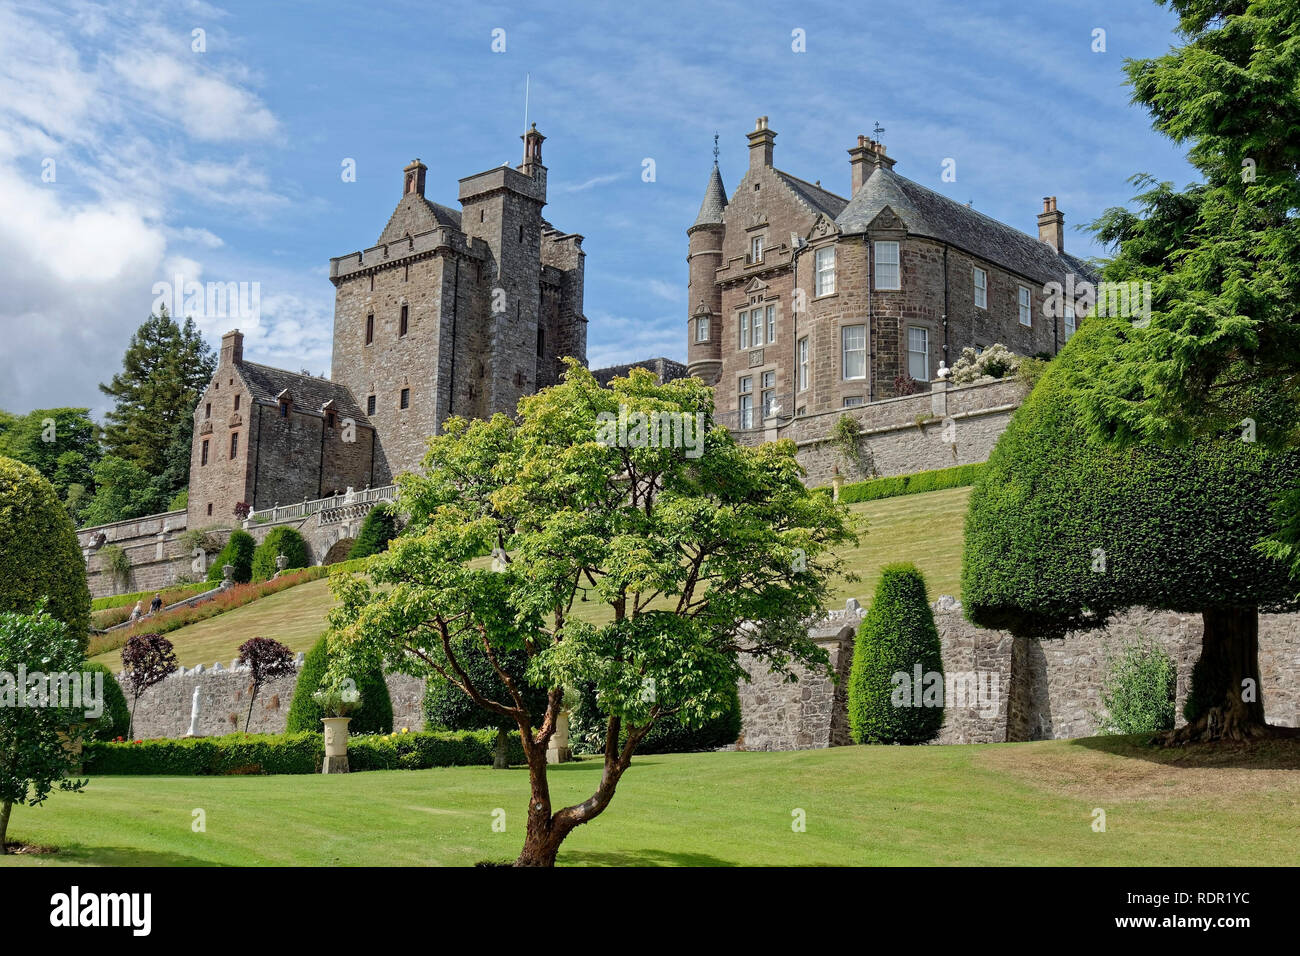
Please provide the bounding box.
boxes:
[77,510,211,599]
[736,598,1300,750]
[124,657,428,739]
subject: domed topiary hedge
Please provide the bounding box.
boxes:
[0,456,91,647]
[80,661,131,742]
[251,527,309,582]
[848,563,944,744]
[286,632,392,735]
[206,529,256,584]
[347,503,399,560]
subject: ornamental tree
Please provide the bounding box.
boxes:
[237,637,296,732]
[962,320,1300,742]
[120,633,178,739]
[423,645,547,768]
[0,607,87,853]
[329,361,855,866]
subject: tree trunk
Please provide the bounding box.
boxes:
[493,726,510,770]
[1163,606,1267,744]
[244,688,258,733]
[0,799,11,854]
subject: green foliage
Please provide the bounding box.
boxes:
[80,729,522,775]
[830,413,870,478]
[962,320,1300,638]
[0,607,88,848]
[207,529,256,583]
[99,309,214,480]
[91,584,209,612]
[99,544,131,591]
[80,662,131,743]
[250,527,309,582]
[569,678,741,755]
[0,408,101,494]
[848,563,944,744]
[0,457,91,646]
[169,488,188,511]
[423,643,547,732]
[80,455,169,526]
[286,632,392,734]
[346,504,399,560]
[949,343,1020,384]
[1094,640,1176,735]
[837,463,985,504]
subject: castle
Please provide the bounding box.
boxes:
[186,126,590,528]
[685,117,1095,428]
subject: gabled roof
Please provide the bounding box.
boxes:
[775,170,848,219]
[236,362,370,425]
[377,194,463,244]
[692,164,728,228]
[835,166,1095,285]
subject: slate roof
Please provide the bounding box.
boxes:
[236,362,370,424]
[692,164,728,228]
[775,170,848,219]
[835,166,1095,285]
[377,194,463,244]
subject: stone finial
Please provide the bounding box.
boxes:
[844,598,861,614]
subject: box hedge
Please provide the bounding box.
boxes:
[836,463,985,505]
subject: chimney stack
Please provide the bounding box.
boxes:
[403,158,427,198]
[520,123,545,178]
[1037,196,1064,253]
[747,116,776,171]
[848,135,896,193]
[220,329,243,367]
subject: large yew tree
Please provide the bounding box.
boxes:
[328,362,854,865]
[963,321,1299,742]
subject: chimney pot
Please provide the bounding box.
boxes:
[1037,197,1065,253]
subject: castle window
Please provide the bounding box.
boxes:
[326,410,337,429]
[480,209,485,223]
[766,304,776,343]
[842,325,866,380]
[1018,286,1032,326]
[234,394,240,411]
[400,388,410,409]
[537,328,545,356]
[399,304,408,337]
[230,432,239,459]
[205,402,211,419]
[843,396,865,408]
[761,370,776,419]
[367,395,376,416]
[695,317,709,343]
[798,337,809,391]
[207,503,213,516]
[279,400,290,418]
[750,235,764,264]
[874,241,900,290]
[201,439,209,466]
[739,312,750,350]
[365,313,375,345]
[750,309,763,347]
[815,247,836,296]
[519,224,524,242]
[738,376,753,429]
[907,327,929,382]
[973,267,988,309]
[1064,302,1076,340]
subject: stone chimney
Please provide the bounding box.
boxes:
[520,123,545,178]
[1037,196,1064,252]
[403,158,427,198]
[747,116,776,171]
[220,329,243,367]
[848,135,896,193]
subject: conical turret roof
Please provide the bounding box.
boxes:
[692,164,728,228]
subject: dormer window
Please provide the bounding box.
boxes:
[277,390,292,418]
[326,410,337,429]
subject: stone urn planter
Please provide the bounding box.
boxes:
[321,717,352,773]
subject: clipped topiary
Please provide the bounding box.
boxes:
[346,504,399,560]
[0,456,91,649]
[848,563,944,744]
[207,529,255,583]
[80,661,131,742]
[286,632,392,735]
[250,526,309,582]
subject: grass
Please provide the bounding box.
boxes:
[89,487,972,672]
[4,735,1296,866]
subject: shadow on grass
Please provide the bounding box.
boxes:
[7,843,223,866]
[560,848,738,867]
[1070,730,1300,771]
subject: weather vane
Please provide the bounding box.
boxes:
[873,120,885,138]
[713,131,719,165]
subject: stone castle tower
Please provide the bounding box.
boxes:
[187,127,587,527]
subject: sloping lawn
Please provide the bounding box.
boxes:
[104,487,973,672]
[4,736,1296,867]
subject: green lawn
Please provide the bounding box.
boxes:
[94,487,973,672]
[4,735,1296,866]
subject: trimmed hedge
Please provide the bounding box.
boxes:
[81,729,524,775]
[92,583,209,612]
[0,456,91,647]
[347,503,399,560]
[836,463,985,505]
[251,526,310,582]
[286,632,393,735]
[848,563,944,744]
[81,661,131,742]
[207,529,255,583]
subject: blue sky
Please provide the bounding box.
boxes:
[0,0,1195,418]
